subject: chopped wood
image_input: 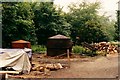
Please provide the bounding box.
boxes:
[92,42,118,54]
[32,63,63,73]
[54,63,63,69]
[46,64,54,69]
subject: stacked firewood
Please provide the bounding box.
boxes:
[92,42,118,54]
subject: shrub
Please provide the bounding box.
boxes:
[72,45,97,57]
[109,41,120,46]
[96,50,107,56]
[31,45,47,53]
[82,48,97,57]
[72,45,86,54]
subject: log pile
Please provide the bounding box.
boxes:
[32,63,63,75]
[93,42,118,54]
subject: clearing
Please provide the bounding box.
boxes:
[9,53,118,79]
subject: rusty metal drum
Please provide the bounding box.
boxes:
[12,40,31,49]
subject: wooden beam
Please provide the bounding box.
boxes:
[0,71,19,74]
[0,71,20,79]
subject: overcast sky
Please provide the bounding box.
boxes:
[54,0,119,20]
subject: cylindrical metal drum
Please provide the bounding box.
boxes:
[47,34,73,56]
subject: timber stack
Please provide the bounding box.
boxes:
[92,42,118,54]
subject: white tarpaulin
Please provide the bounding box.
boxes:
[0,49,31,73]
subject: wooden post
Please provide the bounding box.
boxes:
[1,74,5,80]
[67,49,70,68]
[0,15,2,48]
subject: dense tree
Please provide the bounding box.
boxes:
[2,2,37,47]
[65,2,115,44]
[99,16,116,41]
[32,2,70,45]
[114,11,120,41]
[2,2,116,47]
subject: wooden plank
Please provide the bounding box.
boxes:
[0,71,20,79]
[0,71,19,74]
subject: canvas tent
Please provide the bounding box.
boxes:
[0,49,31,74]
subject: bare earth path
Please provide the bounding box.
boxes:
[49,55,118,78]
[9,53,118,79]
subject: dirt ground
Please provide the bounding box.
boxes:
[9,53,118,79]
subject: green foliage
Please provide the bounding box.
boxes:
[2,2,37,47]
[96,51,107,56]
[109,41,120,47]
[114,22,118,41]
[72,45,97,57]
[32,2,71,45]
[2,2,116,48]
[83,48,97,57]
[72,45,85,54]
[31,45,47,53]
[99,16,116,41]
[114,11,119,41]
[65,1,115,44]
